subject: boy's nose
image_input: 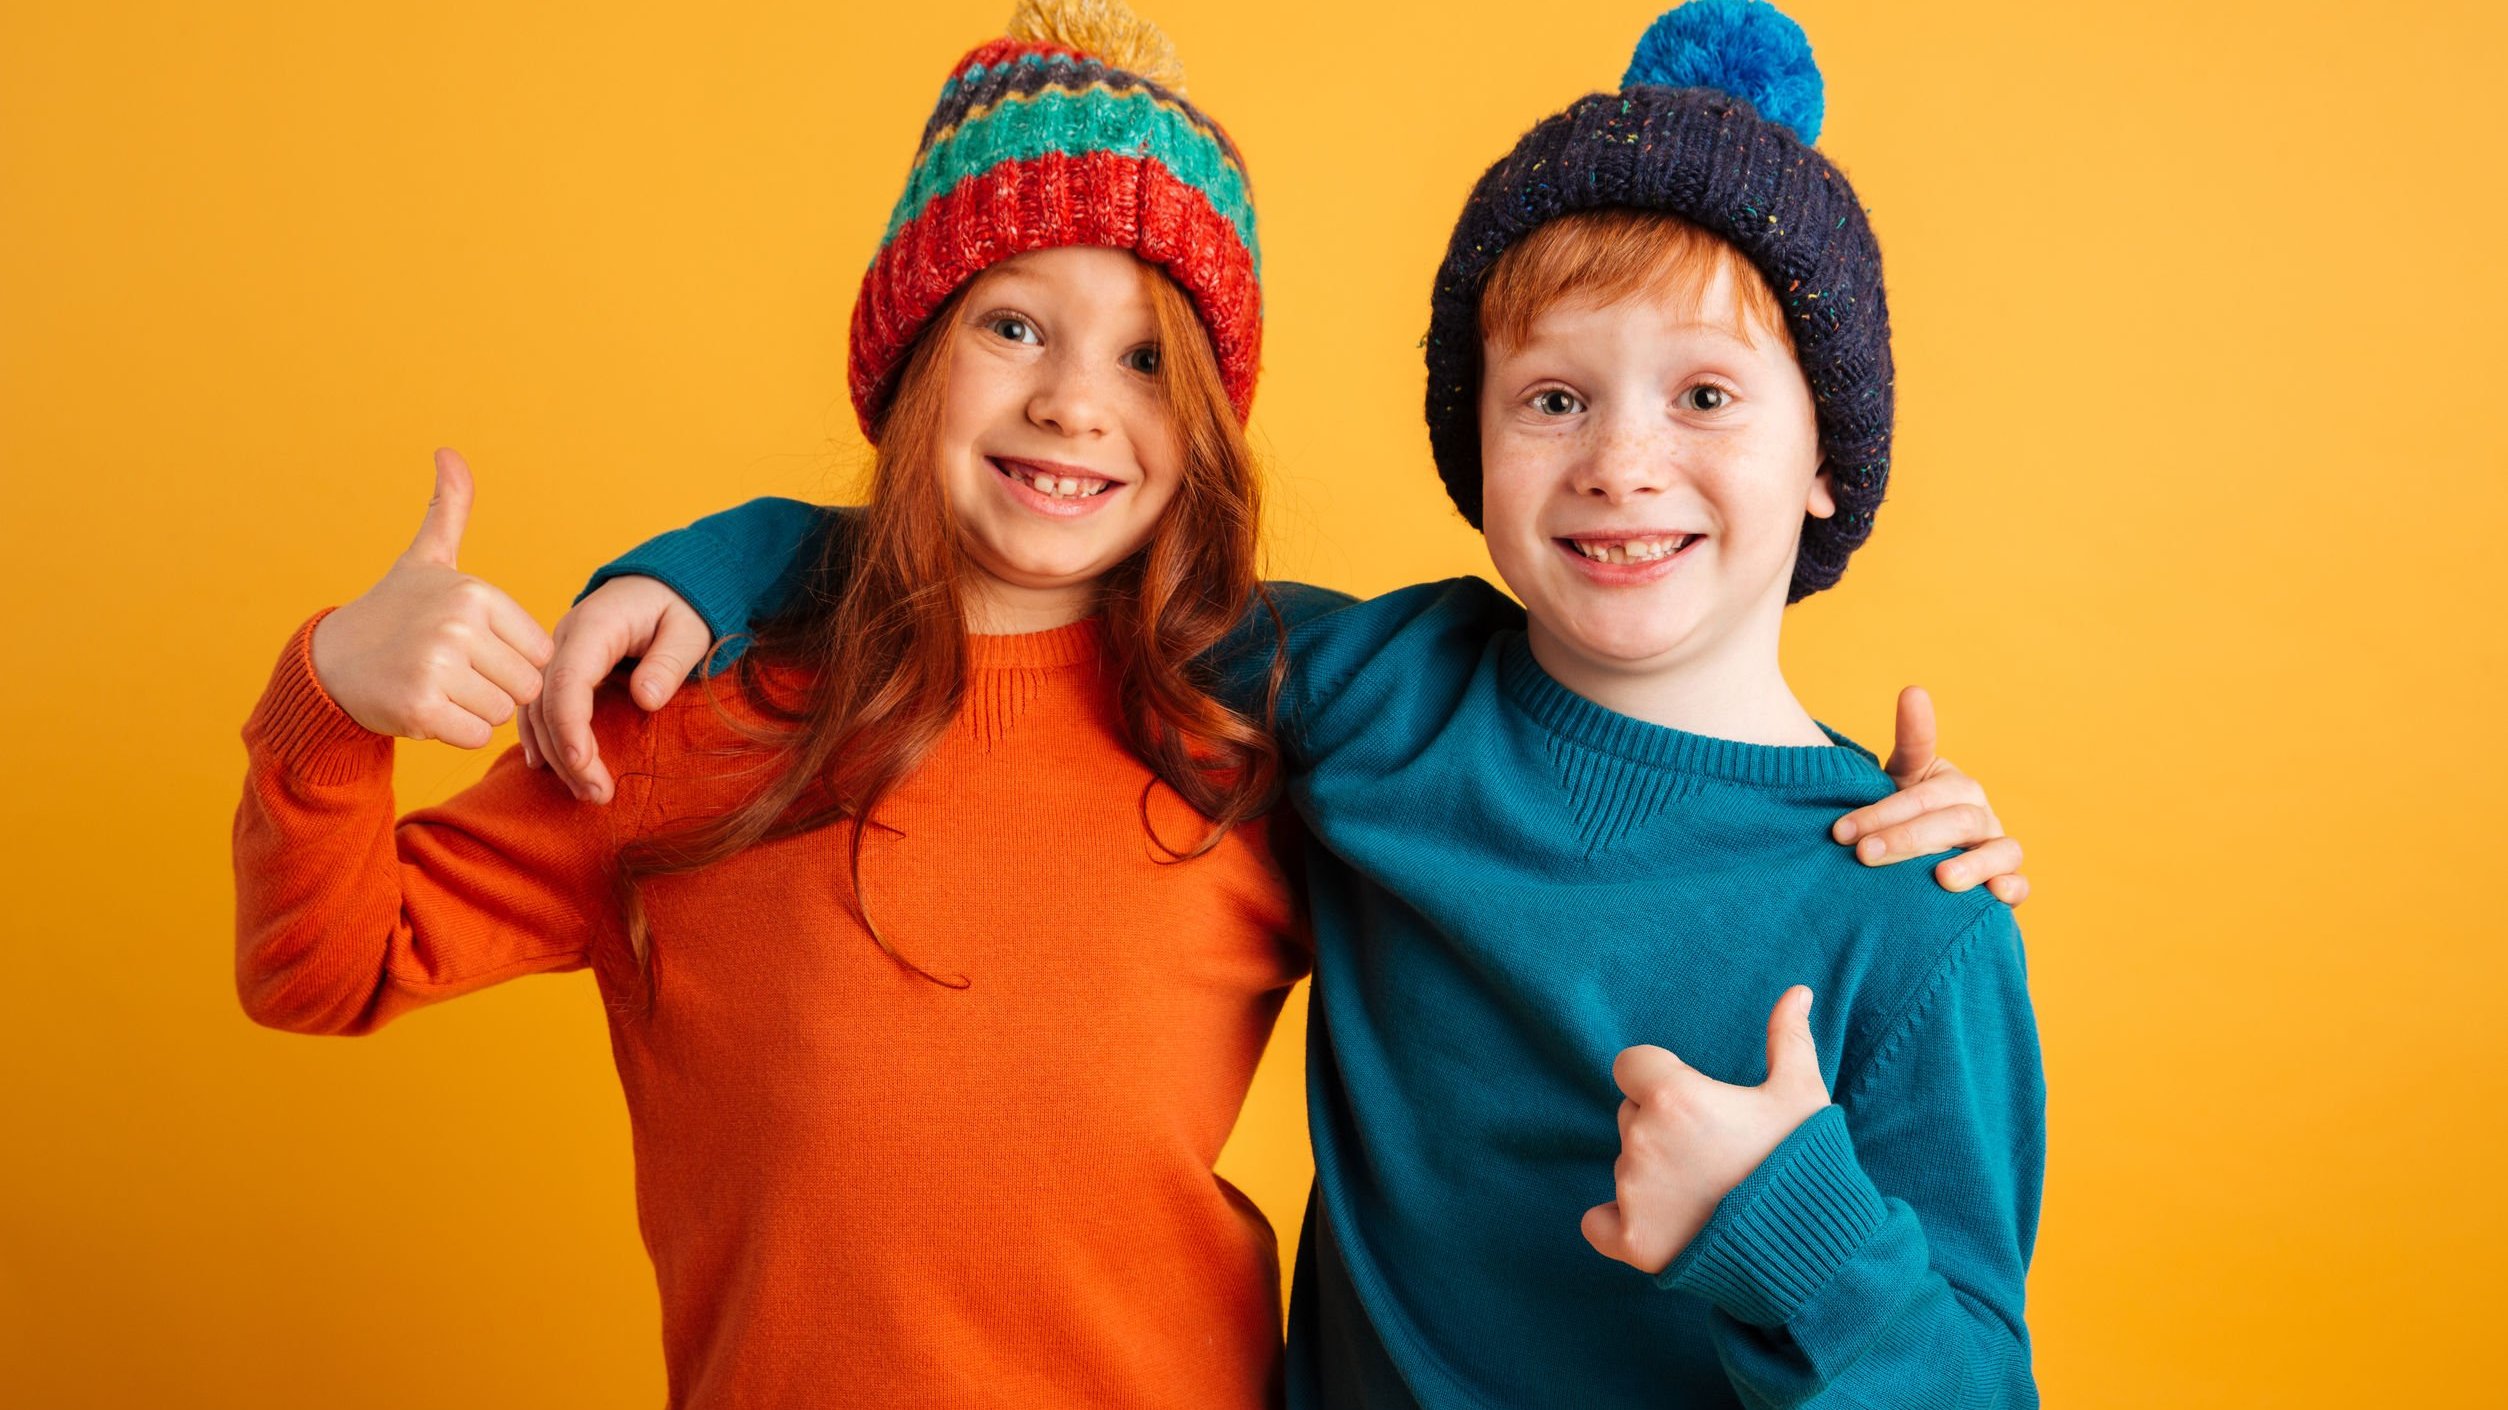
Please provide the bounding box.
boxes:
[1571,432,1676,501]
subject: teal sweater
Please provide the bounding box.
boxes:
[588,500,2046,1408]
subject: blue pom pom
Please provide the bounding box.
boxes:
[1622,0,1825,145]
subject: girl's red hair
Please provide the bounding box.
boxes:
[613,263,1282,990]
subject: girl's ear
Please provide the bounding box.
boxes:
[1806,453,1837,520]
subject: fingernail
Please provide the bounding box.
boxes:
[1833,820,1857,843]
[1858,837,1884,862]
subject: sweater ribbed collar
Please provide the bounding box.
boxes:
[966,615,1103,672]
[1496,633,1878,789]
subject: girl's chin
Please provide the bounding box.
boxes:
[967,543,1129,595]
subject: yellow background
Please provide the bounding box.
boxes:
[5,0,2503,1403]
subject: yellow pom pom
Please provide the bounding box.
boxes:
[1007,0,1187,92]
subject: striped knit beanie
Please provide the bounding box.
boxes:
[1424,0,1892,602]
[849,0,1261,436]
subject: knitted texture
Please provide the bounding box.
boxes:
[852,0,1262,434]
[234,612,1308,1408]
[567,509,2047,1408]
[1269,579,2042,1407]
[1623,0,1824,143]
[1424,0,1892,601]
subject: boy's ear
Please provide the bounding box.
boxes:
[1806,454,1838,520]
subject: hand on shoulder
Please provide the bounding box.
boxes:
[518,573,712,804]
[1832,686,2031,906]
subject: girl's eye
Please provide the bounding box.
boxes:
[988,315,1040,344]
[1681,384,1732,412]
[1123,345,1160,376]
[1531,389,1585,417]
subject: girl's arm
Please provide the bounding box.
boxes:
[234,615,630,1033]
[234,451,628,1034]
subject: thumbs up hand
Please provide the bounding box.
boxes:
[308,449,558,748]
[1581,986,1831,1276]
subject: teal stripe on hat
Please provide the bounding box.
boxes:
[879,86,1257,269]
[932,52,1237,154]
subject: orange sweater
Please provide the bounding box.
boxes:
[233,611,1309,1408]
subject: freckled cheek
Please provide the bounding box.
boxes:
[1483,438,1573,520]
[1123,415,1182,509]
[1694,462,1808,554]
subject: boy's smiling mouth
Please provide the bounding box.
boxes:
[1558,532,1703,566]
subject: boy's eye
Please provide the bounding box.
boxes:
[1531,389,1585,417]
[1123,344,1161,376]
[987,315,1040,344]
[1681,384,1731,412]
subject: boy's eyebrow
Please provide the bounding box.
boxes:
[1506,318,1766,359]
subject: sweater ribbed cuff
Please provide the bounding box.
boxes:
[580,527,755,642]
[1656,1104,1889,1326]
[239,610,396,787]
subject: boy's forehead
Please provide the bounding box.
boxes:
[1501,275,1771,357]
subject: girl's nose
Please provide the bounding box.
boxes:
[1028,355,1114,438]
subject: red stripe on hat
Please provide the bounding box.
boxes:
[850,149,1261,436]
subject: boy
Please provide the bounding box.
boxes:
[544,1,2042,1403]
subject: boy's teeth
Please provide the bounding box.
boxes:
[1571,535,1693,564]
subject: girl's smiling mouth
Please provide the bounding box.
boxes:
[990,456,1125,517]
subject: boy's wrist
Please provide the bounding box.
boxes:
[1655,1104,1889,1326]
[579,528,749,640]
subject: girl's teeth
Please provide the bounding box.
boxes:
[1008,464,1113,499]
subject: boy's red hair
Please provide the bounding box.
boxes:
[1478,208,1795,356]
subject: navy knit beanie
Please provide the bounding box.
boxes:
[1423,0,1891,602]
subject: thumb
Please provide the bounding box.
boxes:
[1580,1200,1634,1265]
[1762,985,1822,1092]
[405,446,474,566]
[625,602,716,711]
[1883,685,1939,785]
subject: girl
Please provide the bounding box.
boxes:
[237,6,1305,1406]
